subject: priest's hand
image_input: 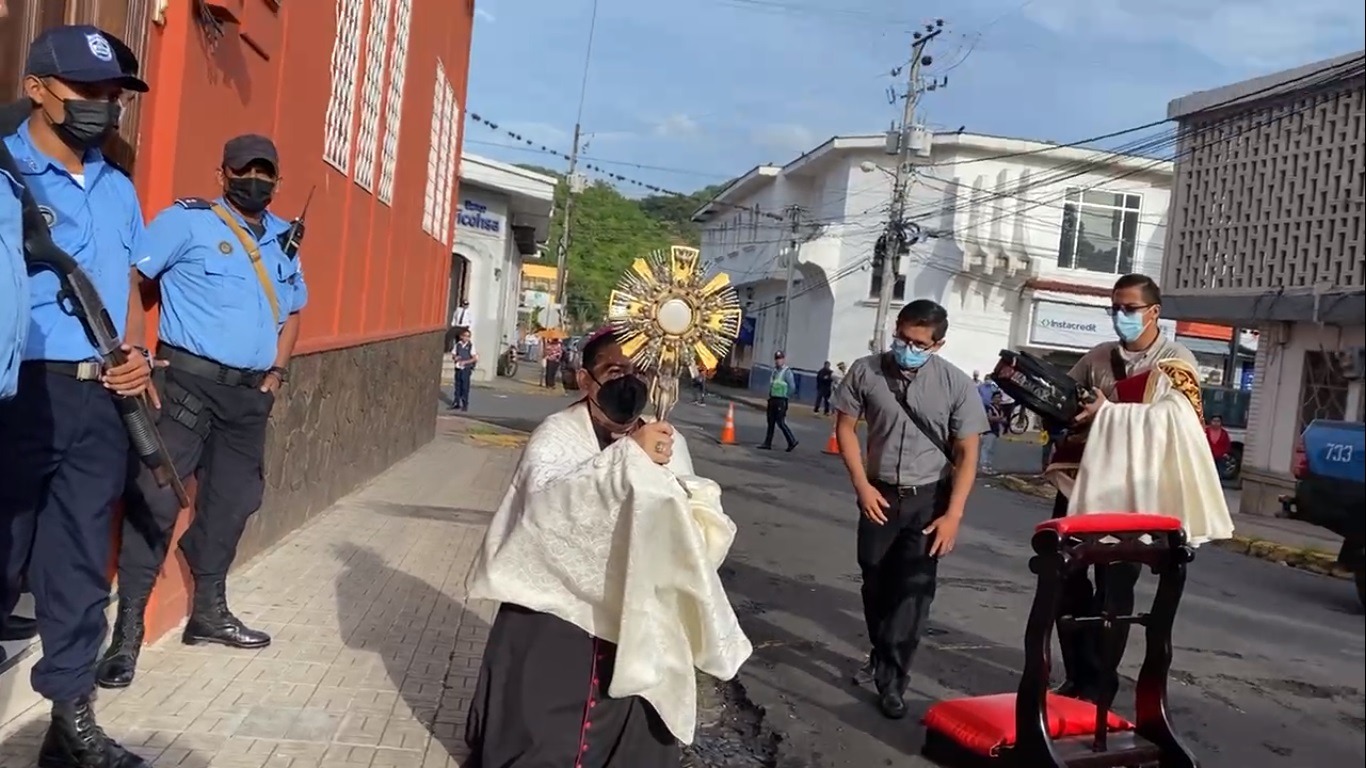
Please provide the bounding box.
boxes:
[632,420,675,465]
[1073,387,1107,425]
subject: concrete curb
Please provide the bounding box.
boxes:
[991,474,1350,580]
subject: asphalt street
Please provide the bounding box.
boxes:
[458,382,1365,768]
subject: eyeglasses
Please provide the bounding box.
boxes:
[1106,303,1153,316]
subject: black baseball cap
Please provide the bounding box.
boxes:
[222,134,279,172]
[25,25,149,93]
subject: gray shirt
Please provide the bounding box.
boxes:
[1068,337,1198,397]
[833,353,989,487]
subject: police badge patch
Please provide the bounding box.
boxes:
[37,205,55,228]
[218,241,233,254]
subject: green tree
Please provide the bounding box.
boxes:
[546,180,671,327]
[636,183,729,247]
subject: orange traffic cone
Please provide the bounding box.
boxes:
[719,403,737,445]
[823,422,840,454]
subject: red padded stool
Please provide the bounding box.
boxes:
[921,513,1200,768]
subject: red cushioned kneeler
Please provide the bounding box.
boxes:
[921,513,1201,768]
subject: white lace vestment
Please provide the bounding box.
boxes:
[466,404,753,744]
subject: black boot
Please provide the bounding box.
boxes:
[38,697,149,768]
[0,613,38,642]
[96,597,148,689]
[182,578,271,649]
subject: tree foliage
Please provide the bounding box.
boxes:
[515,165,730,328]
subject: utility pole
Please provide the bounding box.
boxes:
[551,123,581,327]
[779,205,801,355]
[869,20,944,352]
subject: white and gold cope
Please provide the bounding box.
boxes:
[607,245,742,421]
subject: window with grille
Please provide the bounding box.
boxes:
[1297,350,1349,433]
[422,61,458,241]
[352,0,393,191]
[323,0,368,173]
[1056,188,1142,275]
[376,0,412,204]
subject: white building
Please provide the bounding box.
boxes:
[1160,51,1365,516]
[451,153,556,382]
[692,132,1174,395]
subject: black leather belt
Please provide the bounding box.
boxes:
[159,345,266,388]
[24,360,103,381]
[871,479,944,497]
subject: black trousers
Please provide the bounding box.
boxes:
[814,387,832,413]
[0,367,129,701]
[857,480,948,695]
[544,359,560,388]
[1051,492,1141,698]
[763,396,796,447]
[118,365,273,598]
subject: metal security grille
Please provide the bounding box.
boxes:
[376,0,412,204]
[353,0,394,191]
[422,61,449,236]
[435,92,461,246]
[1164,75,1365,294]
[322,0,367,173]
[1297,350,1349,432]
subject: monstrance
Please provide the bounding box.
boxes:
[607,245,743,421]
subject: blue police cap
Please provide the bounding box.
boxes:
[25,25,149,93]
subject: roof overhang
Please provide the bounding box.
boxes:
[460,152,557,244]
[1167,50,1365,120]
[691,165,781,221]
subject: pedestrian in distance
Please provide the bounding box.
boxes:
[831,299,987,720]
[97,133,308,696]
[980,390,1007,474]
[0,24,156,767]
[451,327,478,411]
[543,336,563,390]
[758,350,798,451]
[814,360,835,415]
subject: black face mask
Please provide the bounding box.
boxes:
[51,99,120,150]
[591,373,649,425]
[225,177,276,214]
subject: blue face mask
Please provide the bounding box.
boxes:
[1112,310,1148,343]
[891,339,932,369]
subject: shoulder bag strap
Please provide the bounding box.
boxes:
[1108,345,1128,385]
[209,202,281,322]
[879,353,955,465]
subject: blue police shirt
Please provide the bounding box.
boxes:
[136,197,308,371]
[3,119,142,363]
[0,166,27,399]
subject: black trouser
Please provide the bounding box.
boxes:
[1051,492,1142,699]
[763,395,796,447]
[544,359,560,388]
[814,386,831,414]
[118,362,273,599]
[858,480,948,696]
[0,366,129,701]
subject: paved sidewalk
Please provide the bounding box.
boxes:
[0,418,519,768]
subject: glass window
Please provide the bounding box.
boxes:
[1055,187,1142,275]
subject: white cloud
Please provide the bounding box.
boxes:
[651,113,700,138]
[1021,0,1364,68]
[475,8,496,24]
[750,123,815,154]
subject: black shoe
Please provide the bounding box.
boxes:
[96,597,148,690]
[786,441,799,452]
[39,697,149,767]
[878,690,908,719]
[756,444,772,450]
[182,579,271,650]
[0,614,38,642]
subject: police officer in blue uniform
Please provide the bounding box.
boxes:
[0,24,154,768]
[1,147,24,401]
[97,133,308,691]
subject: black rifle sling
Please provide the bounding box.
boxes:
[879,353,955,465]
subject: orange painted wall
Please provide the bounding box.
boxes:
[126,0,473,641]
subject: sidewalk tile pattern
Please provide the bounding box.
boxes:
[0,421,518,767]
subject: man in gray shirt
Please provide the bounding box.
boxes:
[1050,273,1196,704]
[832,300,988,719]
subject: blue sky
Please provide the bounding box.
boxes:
[463,0,1365,196]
